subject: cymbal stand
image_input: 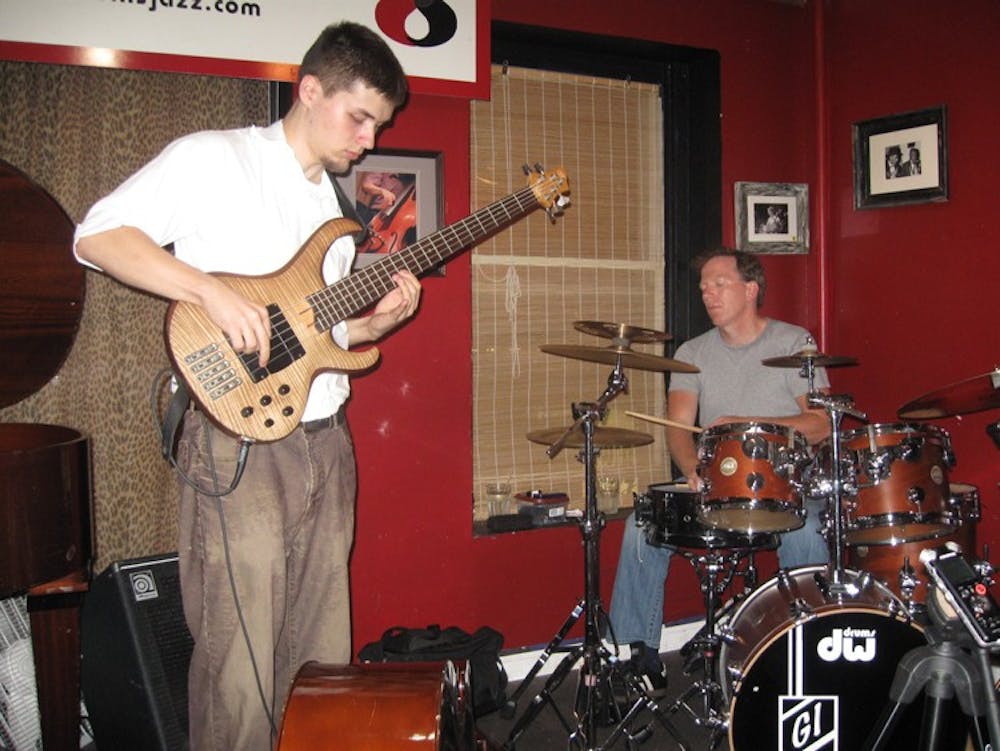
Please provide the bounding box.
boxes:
[807,391,866,594]
[667,547,764,748]
[503,361,690,751]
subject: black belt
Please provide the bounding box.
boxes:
[301,407,346,433]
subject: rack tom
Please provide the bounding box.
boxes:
[840,423,955,545]
[696,422,808,534]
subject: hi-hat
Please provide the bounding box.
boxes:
[898,369,1000,419]
[527,426,654,449]
[573,320,672,344]
[762,349,858,369]
[541,344,699,373]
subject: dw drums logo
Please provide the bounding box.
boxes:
[375,0,458,47]
[816,627,878,663]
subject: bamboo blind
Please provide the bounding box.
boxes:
[470,65,670,521]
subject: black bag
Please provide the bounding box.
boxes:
[358,624,508,716]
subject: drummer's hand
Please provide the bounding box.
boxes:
[679,475,704,492]
[709,415,743,428]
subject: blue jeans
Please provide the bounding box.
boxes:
[608,498,829,651]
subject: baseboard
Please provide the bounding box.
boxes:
[500,618,705,683]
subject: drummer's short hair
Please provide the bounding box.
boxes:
[692,247,767,308]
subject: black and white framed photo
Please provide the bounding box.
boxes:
[853,105,948,209]
[334,149,444,271]
[734,181,809,254]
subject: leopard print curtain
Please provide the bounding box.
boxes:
[0,60,269,570]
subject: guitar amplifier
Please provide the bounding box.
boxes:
[81,553,193,751]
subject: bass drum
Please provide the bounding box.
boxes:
[720,566,933,749]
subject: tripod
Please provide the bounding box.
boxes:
[667,546,766,748]
[503,364,690,751]
[863,620,1000,750]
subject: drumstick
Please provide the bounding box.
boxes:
[625,410,703,434]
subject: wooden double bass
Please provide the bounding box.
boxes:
[0,158,92,751]
[276,661,488,750]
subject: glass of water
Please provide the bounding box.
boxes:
[485,481,512,517]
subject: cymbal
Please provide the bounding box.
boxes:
[573,320,672,344]
[761,349,859,368]
[527,426,654,449]
[898,369,1000,419]
[540,344,699,373]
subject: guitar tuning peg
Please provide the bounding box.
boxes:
[521,164,531,175]
[534,162,545,174]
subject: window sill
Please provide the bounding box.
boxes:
[473,507,634,537]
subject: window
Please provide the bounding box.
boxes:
[470,65,669,522]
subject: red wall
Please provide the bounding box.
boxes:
[349,0,1000,653]
[348,0,822,651]
[824,0,1000,550]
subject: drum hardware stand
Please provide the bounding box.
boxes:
[808,392,867,595]
[863,621,1000,750]
[667,548,765,749]
[504,361,691,751]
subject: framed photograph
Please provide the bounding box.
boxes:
[853,105,948,209]
[333,150,444,272]
[734,182,809,254]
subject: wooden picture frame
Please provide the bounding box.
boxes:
[734,181,809,254]
[853,105,948,209]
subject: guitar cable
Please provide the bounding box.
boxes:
[203,423,280,743]
[150,367,251,497]
[148,368,279,740]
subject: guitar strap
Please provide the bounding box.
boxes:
[160,379,191,460]
[329,172,370,245]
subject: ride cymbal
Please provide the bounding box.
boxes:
[573,320,672,344]
[527,426,654,449]
[898,369,1000,419]
[761,350,859,368]
[540,344,699,373]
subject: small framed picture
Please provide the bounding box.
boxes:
[334,149,444,270]
[853,105,948,209]
[734,181,809,254]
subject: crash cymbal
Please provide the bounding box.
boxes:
[540,344,699,373]
[761,349,859,368]
[898,369,1000,419]
[527,426,654,449]
[573,320,672,344]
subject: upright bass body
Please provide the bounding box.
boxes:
[276,662,477,751]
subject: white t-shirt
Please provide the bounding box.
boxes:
[74,121,354,420]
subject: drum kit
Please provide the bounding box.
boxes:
[502,319,1000,751]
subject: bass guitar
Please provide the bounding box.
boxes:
[165,165,569,442]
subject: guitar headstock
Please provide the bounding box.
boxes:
[524,164,571,221]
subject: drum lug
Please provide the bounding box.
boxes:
[906,486,926,507]
[718,624,737,647]
[741,435,769,460]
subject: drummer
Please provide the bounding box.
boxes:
[608,247,831,694]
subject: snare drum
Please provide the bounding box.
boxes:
[636,482,779,550]
[848,482,980,606]
[696,422,808,534]
[840,423,955,545]
[720,566,928,749]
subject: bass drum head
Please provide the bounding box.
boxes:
[722,566,971,749]
[727,607,926,749]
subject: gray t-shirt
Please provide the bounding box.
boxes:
[668,319,829,427]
